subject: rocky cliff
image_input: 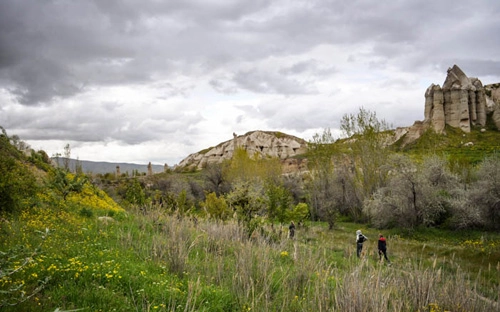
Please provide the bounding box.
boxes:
[177,130,308,171]
[393,65,500,147]
[425,65,489,133]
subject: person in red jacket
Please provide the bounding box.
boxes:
[378,234,390,263]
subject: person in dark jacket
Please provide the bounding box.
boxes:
[378,234,390,263]
[289,221,295,239]
[356,230,367,258]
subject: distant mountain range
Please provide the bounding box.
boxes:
[51,157,165,175]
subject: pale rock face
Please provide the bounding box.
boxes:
[177,131,308,170]
[424,65,496,134]
[492,109,500,130]
[485,84,500,130]
[390,121,427,147]
[394,65,499,148]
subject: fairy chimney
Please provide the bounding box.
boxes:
[424,65,487,133]
[147,162,152,176]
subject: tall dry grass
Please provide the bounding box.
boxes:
[114,205,499,311]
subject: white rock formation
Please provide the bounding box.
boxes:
[177,130,308,170]
[424,65,488,133]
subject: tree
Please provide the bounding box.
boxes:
[226,180,265,236]
[306,128,339,228]
[125,178,146,206]
[467,154,500,229]
[265,180,293,224]
[203,163,231,195]
[364,154,456,228]
[340,107,392,219]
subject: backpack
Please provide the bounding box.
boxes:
[358,234,366,243]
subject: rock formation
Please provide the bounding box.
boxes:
[177,130,308,171]
[424,65,488,133]
[147,162,153,176]
[395,65,499,147]
[486,83,500,129]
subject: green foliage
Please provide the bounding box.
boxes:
[28,150,52,172]
[265,181,293,224]
[0,230,51,308]
[286,202,309,223]
[203,163,231,196]
[49,168,88,200]
[176,189,189,215]
[124,178,146,206]
[79,207,94,218]
[226,181,265,236]
[0,133,38,213]
[202,192,231,221]
[225,147,282,183]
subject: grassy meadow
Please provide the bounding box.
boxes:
[1,201,499,312]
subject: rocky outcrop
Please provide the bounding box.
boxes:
[424,65,489,133]
[392,121,428,147]
[485,83,500,129]
[177,130,308,170]
[392,65,500,148]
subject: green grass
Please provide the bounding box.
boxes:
[400,124,500,164]
[2,204,499,311]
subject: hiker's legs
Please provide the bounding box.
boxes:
[357,243,363,258]
[383,250,390,262]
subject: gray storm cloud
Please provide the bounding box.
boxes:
[0,0,499,164]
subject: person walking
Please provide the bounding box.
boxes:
[289,221,296,239]
[356,230,367,258]
[378,234,391,263]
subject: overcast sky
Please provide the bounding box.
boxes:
[1,0,500,165]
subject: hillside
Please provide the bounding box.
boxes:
[177,130,308,171]
[396,123,500,163]
[51,157,166,175]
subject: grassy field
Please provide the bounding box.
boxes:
[1,203,499,312]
